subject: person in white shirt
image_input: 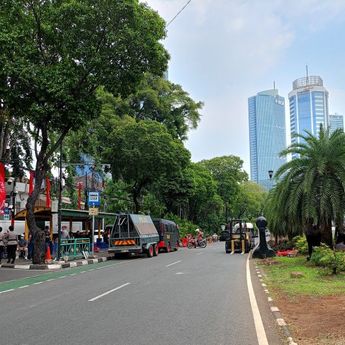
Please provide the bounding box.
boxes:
[6,226,18,264]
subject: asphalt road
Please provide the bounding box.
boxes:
[0,243,284,345]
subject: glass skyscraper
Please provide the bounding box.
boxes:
[248,89,286,189]
[289,76,329,148]
[329,114,344,133]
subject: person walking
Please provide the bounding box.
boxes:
[6,226,18,264]
[0,227,5,264]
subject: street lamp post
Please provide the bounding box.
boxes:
[268,170,274,190]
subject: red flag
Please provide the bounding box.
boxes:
[29,170,35,195]
[46,177,51,208]
[0,163,5,210]
[77,182,82,210]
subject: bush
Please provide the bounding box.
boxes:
[293,236,308,255]
[270,239,293,251]
[310,244,345,274]
[164,213,199,238]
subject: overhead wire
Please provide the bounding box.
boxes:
[166,0,192,28]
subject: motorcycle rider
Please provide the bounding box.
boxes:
[196,228,204,246]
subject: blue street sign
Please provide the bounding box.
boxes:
[88,191,101,207]
[3,207,9,215]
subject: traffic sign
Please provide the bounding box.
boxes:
[88,191,101,207]
[89,207,99,216]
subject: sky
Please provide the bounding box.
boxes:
[142,0,345,174]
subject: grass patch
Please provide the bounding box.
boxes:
[257,256,345,296]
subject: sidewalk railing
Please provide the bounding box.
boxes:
[60,238,91,259]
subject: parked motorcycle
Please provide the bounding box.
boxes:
[187,238,207,249]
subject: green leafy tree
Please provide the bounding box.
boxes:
[198,156,248,221]
[186,163,223,232]
[267,128,345,246]
[233,181,267,221]
[104,118,191,212]
[0,0,168,263]
[112,73,203,140]
[0,114,32,178]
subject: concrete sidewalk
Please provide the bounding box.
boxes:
[0,251,112,270]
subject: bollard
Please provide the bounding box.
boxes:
[252,216,275,259]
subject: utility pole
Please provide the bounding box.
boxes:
[57,143,62,260]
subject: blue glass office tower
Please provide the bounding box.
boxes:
[329,114,344,133]
[248,89,286,189]
[289,76,329,149]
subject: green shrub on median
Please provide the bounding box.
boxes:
[292,235,308,255]
[310,244,345,274]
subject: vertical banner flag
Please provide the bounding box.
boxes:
[0,163,6,210]
[46,177,51,208]
[77,182,82,210]
[29,170,35,195]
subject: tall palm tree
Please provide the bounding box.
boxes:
[266,127,345,246]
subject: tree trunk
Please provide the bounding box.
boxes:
[26,166,46,264]
[320,221,333,248]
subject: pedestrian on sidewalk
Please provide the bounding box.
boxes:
[5,226,18,264]
[44,225,53,256]
[0,227,5,264]
[17,235,28,259]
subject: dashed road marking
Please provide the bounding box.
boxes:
[166,260,182,268]
[89,282,130,302]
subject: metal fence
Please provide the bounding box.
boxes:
[60,238,91,259]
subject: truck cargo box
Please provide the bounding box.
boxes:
[109,214,159,256]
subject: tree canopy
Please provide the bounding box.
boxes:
[112,73,203,140]
[265,128,345,245]
[0,0,169,263]
[103,118,191,212]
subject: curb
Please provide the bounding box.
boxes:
[254,262,298,345]
[0,256,110,270]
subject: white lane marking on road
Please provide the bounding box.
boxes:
[196,252,203,256]
[19,285,29,289]
[33,281,43,285]
[46,279,55,282]
[246,256,269,345]
[0,289,14,294]
[89,282,130,302]
[58,275,66,279]
[166,260,182,267]
[176,272,184,275]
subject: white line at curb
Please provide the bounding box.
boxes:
[246,255,269,345]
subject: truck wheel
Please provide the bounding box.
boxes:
[147,245,154,258]
[153,244,159,256]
